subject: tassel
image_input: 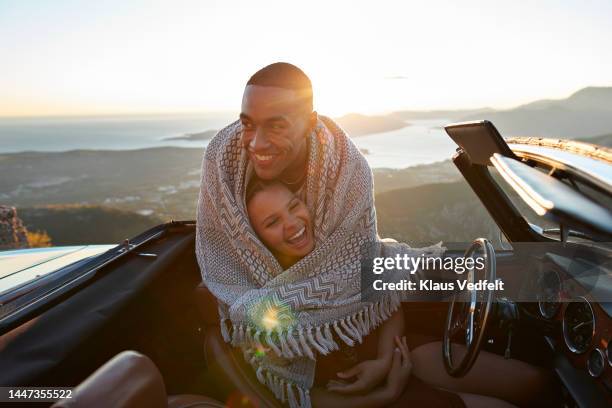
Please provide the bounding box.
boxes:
[287,327,303,357]
[340,318,358,340]
[298,386,310,408]
[274,376,282,399]
[266,330,283,357]
[279,328,295,358]
[298,326,315,360]
[254,330,264,350]
[333,321,354,346]
[266,371,274,393]
[346,316,362,343]
[324,323,339,350]
[246,326,253,344]
[238,324,245,343]
[374,303,382,326]
[368,304,378,327]
[230,325,238,347]
[374,302,384,324]
[315,325,332,352]
[352,314,365,338]
[350,313,362,335]
[383,298,391,318]
[390,295,397,312]
[287,383,298,408]
[280,379,286,403]
[298,387,305,408]
[303,388,312,408]
[381,300,389,321]
[376,301,385,321]
[306,325,328,355]
[255,366,266,384]
[219,319,230,342]
[363,308,370,333]
[357,311,367,335]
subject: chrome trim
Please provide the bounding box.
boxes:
[510,144,612,194]
[587,348,605,378]
[538,300,561,319]
[490,153,551,216]
[562,297,596,354]
[607,340,612,367]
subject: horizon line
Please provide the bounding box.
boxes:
[2,84,611,120]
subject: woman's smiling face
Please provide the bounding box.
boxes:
[247,182,314,268]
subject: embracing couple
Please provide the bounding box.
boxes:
[196,63,549,408]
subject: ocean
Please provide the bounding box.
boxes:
[0,114,457,169]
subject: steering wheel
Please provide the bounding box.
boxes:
[443,238,496,377]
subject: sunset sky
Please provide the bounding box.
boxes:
[1,0,612,117]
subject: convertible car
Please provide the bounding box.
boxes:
[0,120,611,407]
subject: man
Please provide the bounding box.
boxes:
[238,63,317,190]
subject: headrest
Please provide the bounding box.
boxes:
[52,351,166,408]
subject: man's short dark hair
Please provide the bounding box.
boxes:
[246,62,313,111]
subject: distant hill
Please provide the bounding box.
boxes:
[18,205,163,245]
[334,113,409,136]
[461,87,612,139]
[517,87,612,111]
[387,87,612,140]
[390,108,495,121]
[375,181,499,245]
[583,133,612,148]
[373,160,460,194]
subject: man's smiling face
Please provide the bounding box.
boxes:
[240,85,311,180]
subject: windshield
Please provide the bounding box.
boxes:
[489,165,609,243]
[0,245,114,296]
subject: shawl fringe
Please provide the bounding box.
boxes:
[241,294,403,408]
[226,292,402,361]
[252,363,312,408]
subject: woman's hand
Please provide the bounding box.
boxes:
[382,336,412,401]
[315,337,411,408]
[326,357,391,394]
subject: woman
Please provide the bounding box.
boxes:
[245,178,551,407]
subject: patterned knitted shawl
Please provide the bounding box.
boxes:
[196,116,442,407]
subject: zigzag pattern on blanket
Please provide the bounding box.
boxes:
[276,275,339,308]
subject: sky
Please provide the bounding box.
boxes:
[1,0,612,117]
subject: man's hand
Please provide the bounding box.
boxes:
[382,336,412,402]
[326,357,391,394]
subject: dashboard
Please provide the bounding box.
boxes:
[533,254,612,402]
